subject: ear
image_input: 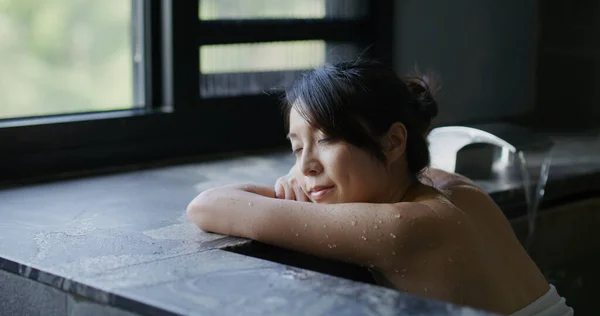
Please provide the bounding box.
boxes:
[382,122,408,165]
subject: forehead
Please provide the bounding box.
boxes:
[288,107,311,132]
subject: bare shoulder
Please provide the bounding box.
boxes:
[414,185,511,241]
[401,188,477,239]
[444,184,501,214]
[402,185,470,220]
[391,197,465,245]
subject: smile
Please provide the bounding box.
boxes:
[310,186,335,200]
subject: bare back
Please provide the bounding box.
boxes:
[377,184,549,314]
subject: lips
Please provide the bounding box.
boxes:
[309,186,335,200]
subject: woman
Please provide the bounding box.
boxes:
[187,60,573,315]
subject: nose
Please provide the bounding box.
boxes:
[300,147,323,176]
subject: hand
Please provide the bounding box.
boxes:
[274,169,310,202]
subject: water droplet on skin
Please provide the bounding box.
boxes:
[376,239,381,243]
[362,230,366,234]
[376,252,380,256]
[328,244,332,248]
[361,236,367,241]
[325,234,329,239]
[304,223,307,228]
[392,251,396,255]
[323,225,327,228]
[378,220,383,224]
[394,214,401,218]
[424,287,428,292]
[332,244,336,248]
[374,225,379,229]
[401,274,405,278]
[351,220,357,226]
[457,221,461,225]
[295,233,299,237]
[248,202,253,206]
[368,264,375,268]
[448,257,453,263]
[394,269,399,273]
[390,233,397,238]
[402,268,407,272]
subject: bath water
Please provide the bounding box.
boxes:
[516,149,553,250]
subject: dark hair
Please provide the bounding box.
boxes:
[283,59,439,179]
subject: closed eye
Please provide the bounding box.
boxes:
[292,148,303,155]
[318,137,331,144]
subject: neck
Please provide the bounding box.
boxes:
[385,165,417,204]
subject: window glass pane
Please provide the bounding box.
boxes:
[0,0,138,120]
[199,0,367,20]
[200,42,361,98]
[201,41,325,74]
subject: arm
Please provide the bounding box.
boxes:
[187,184,438,269]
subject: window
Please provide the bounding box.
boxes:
[199,0,367,20]
[0,0,393,182]
[200,41,360,97]
[0,0,142,119]
[196,0,372,98]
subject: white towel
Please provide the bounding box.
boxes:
[510,285,574,316]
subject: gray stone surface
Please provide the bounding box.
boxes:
[0,134,598,316]
[0,269,66,316]
[67,294,140,316]
[0,154,289,277]
[94,250,493,316]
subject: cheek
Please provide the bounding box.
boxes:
[351,160,386,192]
[327,148,384,200]
[322,147,353,183]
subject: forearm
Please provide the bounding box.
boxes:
[201,183,276,197]
[187,184,275,237]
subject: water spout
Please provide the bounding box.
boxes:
[428,123,555,251]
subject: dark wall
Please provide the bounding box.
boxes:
[536,1,600,129]
[393,0,539,126]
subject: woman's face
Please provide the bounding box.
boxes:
[288,108,392,204]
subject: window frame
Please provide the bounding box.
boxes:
[0,0,394,183]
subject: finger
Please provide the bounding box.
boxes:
[284,184,296,200]
[294,186,310,202]
[274,182,284,199]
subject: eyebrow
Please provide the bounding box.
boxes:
[286,133,297,140]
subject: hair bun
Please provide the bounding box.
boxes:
[404,70,440,122]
